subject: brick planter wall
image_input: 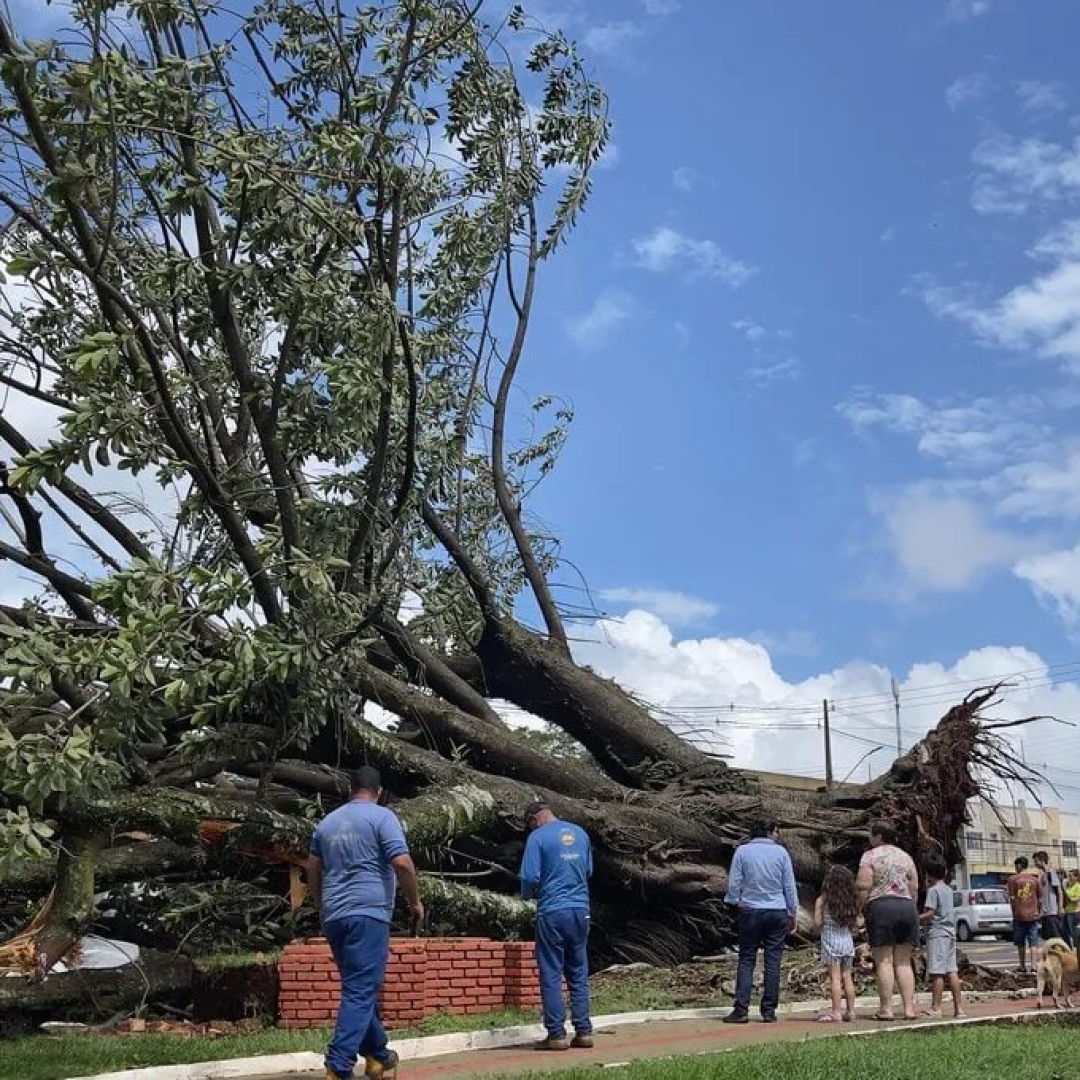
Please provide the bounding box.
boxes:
[278,937,540,1029]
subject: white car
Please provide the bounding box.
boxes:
[951,887,1013,942]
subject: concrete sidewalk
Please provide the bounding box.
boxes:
[252,997,1038,1080]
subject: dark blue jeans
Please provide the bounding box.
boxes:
[324,916,392,1077]
[536,907,592,1039]
[733,908,789,1018]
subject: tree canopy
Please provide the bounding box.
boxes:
[0,0,1033,982]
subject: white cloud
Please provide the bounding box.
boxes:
[731,318,767,342]
[573,610,1080,809]
[1016,543,1080,627]
[945,0,992,23]
[600,588,719,628]
[746,357,800,387]
[631,226,757,287]
[1015,79,1068,116]
[879,226,898,244]
[946,72,992,111]
[971,134,1080,216]
[583,21,644,56]
[916,222,1080,368]
[567,289,633,349]
[838,391,1055,471]
[671,167,697,192]
[874,488,1032,591]
[642,0,680,14]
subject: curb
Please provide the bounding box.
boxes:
[68,990,1041,1080]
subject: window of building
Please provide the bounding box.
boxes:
[1063,840,1077,858]
[966,831,984,853]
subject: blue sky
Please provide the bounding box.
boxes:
[514,0,1080,678]
[6,0,1080,801]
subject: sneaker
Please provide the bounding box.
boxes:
[363,1050,399,1079]
[571,1033,595,1049]
[760,1014,778,1024]
[722,1011,749,1024]
[324,1071,353,1080]
[534,1035,570,1051]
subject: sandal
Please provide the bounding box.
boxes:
[870,1013,895,1021]
[817,1013,841,1023]
[921,1008,942,1018]
[842,1012,854,1022]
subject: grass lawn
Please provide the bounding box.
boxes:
[0,973,703,1080]
[0,1008,536,1080]
[518,1023,1079,1080]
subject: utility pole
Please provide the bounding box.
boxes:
[823,699,833,790]
[890,677,902,757]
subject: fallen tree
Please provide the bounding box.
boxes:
[0,0,1045,984]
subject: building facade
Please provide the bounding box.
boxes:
[955,796,1080,888]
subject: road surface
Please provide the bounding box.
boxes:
[965,937,1020,969]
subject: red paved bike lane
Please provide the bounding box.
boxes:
[252,997,1036,1080]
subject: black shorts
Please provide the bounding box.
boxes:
[1041,915,1064,941]
[866,897,920,949]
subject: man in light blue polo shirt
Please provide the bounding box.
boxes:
[722,817,798,1024]
[307,766,423,1080]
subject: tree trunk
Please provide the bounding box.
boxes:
[474,618,746,790]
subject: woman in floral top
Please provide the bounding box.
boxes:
[855,819,919,1021]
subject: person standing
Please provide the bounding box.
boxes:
[855,820,919,1022]
[1065,870,1080,948]
[812,864,858,1023]
[1034,851,1065,942]
[919,854,965,1019]
[1006,856,1042,974]
[307,766,423,1080]
[723,818,799,1024]
[519,800,594,1051]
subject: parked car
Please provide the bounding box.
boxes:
[951,887,1013,941]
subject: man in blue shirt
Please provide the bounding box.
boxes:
[722,817,798,1024]
[519,800,594,1051]
[307,766,423,1080]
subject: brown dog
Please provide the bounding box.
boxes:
[1035,938,1080,1008]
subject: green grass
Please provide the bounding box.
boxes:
[512,1022,1080,1080]
[0,1008,536,1080]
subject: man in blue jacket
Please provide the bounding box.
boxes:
[519,800,594,1051]
[722,817,798,1024]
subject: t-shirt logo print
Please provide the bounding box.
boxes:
[560,831,576,846]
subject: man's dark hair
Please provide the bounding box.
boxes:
[351,765,382,795]
[869,819,897,845]
[749,817,777,839]
[924,853,948,882]
[1034,851,1049,865]
[523,800,548,824]
[1015,856,1029,871]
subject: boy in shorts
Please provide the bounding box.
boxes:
[919,854,965,1018]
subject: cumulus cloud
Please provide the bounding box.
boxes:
[1015,543,1080,627]
[570,609,1080,808]
[600,587,719,628]
[567,289,634,349]
[873,488,1033,591]
[631,226,757,287]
